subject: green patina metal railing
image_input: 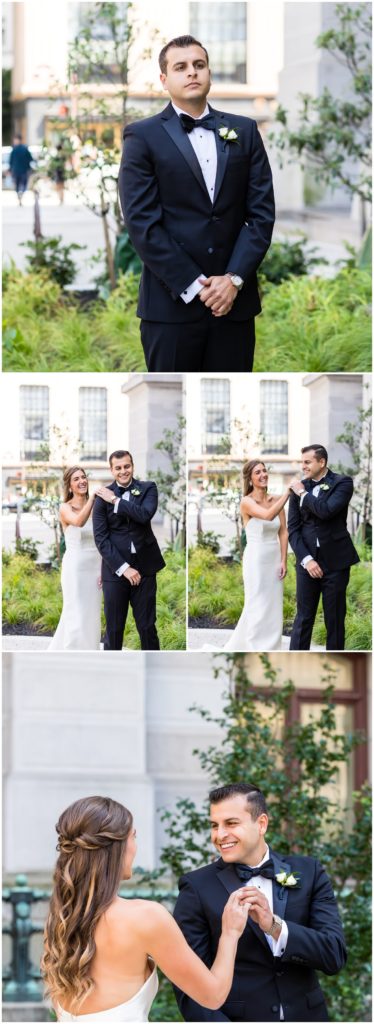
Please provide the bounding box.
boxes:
[2,874,177,1002]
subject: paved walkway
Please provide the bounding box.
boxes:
[188,629,324,652]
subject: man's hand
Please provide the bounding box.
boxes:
[305,559,324,579]
[289,476,305,496]
[96,486,116,504]
[198,274,237,316]
[239,886,274,934]
[123,567,141,585]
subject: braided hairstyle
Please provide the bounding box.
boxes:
[41,796,133,1013]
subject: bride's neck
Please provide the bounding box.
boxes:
[252,485,267,501]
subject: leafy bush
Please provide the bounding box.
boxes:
[2,549,185,649]
[259,236,324,287]
[254,268,371,372]
[15,536,41,561]
[21,236,85,288]
[188,546,371,650]
[196,530,223,554]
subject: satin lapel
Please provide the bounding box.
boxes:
[216,863,271,955]
[161,108,208,197]
[270,849,291,919]
[317,469,336,503]
[212,110,230,204]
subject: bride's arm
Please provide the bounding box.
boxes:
[139,891,248,1010]
[278,508,288,577]
[59,496,96,529]
[241,489,290,522]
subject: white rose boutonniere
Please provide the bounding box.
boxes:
[131,488,141,496]
[320,483,330,491]
[218,126,239,144]
[275,871,300,888]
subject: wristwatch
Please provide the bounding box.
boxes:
[228,273,244,290]
[266,913,282,938]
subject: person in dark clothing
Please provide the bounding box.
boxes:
[9,134,33,204]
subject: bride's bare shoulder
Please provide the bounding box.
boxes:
[107,896,169,926]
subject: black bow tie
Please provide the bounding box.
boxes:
[179,112,216,134]
[235,859,275,883]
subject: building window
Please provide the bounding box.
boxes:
[79,388,107,460]
[260,380,288,454]
[201,378,230,454]
[189,2,247,83]
[20,386,49,461]
[68,2,128,82]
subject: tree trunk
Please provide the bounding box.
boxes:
[100,192,116,289]
[33,189,42,240]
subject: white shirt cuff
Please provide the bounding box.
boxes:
[301,555,314,568]
[181,276,206,304]
[116,561,130,576]
[273,920,288,956]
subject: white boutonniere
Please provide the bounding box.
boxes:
[275,871,300,888]
[218,126,239,144]
[320,483,330,491]
[131,488,141,496]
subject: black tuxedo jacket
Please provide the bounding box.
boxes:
[92,478,165,579]
[119,102,275,322]
[173,849,346,1022]
[287,469,360,571]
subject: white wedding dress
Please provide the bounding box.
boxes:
[49,519,102,650]
[57,965,159,1022]
[204,516,283,652]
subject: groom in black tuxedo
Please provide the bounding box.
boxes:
[174,783,346,1022]
[93,449,165,650]
[288,444,359,650]
[119,35,275,371]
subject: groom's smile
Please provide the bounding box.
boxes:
[210,794,268,866]
[111,456,134,488]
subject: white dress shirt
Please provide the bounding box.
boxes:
[113,487,136,576]
[300,475,328,568]
[172,102,217,303]
[246,846,288,1021]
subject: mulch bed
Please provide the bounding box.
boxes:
[3,622,51,636]
[188,615,230,629]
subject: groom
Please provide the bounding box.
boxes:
[92,449,165,650]
[119,35,275,372]
[174,783,346,1022]
[288,444,359,650]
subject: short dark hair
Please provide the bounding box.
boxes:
[209,783,268,820]
[301,444,328,464]
[109,449,133,467]
[158,35,209,75]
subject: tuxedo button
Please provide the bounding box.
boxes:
[207,246,214,253]
[212,215,220,222]
[271,1005,279,1013]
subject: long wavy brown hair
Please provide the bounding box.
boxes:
[41,796,133,1013]
[62,466,89,503]
[242,459,267,496]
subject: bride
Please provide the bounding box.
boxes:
[205,460,290,652]
[42,795,250,1022]
[48,467,102,651]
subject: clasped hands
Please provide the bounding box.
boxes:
[199,274,237,316]
[237,886,276,935]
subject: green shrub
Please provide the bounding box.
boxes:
[254,268,371,372]
[259,235,324,287]
[15,537,41,561]
[21,236,85,288]
[189,547,371,650]
[196,530,223,554]
[2,549,185,649]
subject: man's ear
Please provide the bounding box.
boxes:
[160,73,168,92]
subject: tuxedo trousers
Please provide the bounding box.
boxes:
[102,570,159,650]
[140,312,255,371]
[290,553,350,651]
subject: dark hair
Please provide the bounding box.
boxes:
[301,444,328,464]
[109,449,133,467]
[62,466,88,503]
[209,783,268,820]
[158,35,209,74]
[242,459,266,496]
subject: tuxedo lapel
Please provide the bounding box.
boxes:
[270,848,291,919]
[216,862,272,955]
[161,104,208,198]
[212,109,230,204]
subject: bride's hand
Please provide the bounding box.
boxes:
[96,486,116,503]
[279,561,287,580]
[221,889,249,938]
[97,576,102,589]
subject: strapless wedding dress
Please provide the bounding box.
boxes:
[49,519,102,650]
[203,517,283,652]
[57,965,158,1022]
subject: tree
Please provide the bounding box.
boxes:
[153,417,186,548]
[160,654,371,1022]
[198,417,261,557]
[270,3,372,232]
[333,396,372,541]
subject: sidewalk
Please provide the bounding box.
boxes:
[188,629,325,652]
